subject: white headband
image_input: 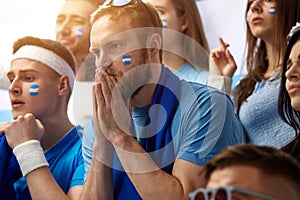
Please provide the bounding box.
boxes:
[12,45,75,91]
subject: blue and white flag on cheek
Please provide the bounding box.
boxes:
[269,6,276,14]
[122,55,132,66]
[29,84,39,96]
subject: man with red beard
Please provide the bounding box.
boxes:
[80,1,244,199]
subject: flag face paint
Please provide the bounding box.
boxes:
[162,19,168,28]
[76,28,84,38]
[122,55,132,66]
[29,84,39,96]
[269,6,276,14]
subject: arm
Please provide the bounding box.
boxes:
[5,113,82,200]
[113,135,204,200]
[208,37,237,93]
[80,85,114,200]
[93,72,205,200]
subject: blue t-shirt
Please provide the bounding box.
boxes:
[82,79,244,180]
[174,63,209,85]
[14,127,85,199]
[239,74,295,148]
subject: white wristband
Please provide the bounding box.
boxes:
[13,140,49,177]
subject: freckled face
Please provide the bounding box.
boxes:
[91,15,152,100]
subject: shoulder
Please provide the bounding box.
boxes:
[179,80,233,108]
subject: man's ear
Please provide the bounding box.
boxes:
[57,75,70,96]
[147,33,162,59]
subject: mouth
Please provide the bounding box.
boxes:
[11,99,25,108]
[252,17,263,25]
[288,85,300,96]
[96,68,122,77]
[58,38,73,46]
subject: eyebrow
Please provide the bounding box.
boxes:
[57,14,87,21]
[90,38,125,52]
[7,69,39,76]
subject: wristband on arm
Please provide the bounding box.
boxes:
[13,140,49,177]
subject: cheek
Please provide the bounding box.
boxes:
[268,6,276,15]
[75,28,84,38]
[285,80,289,92]
[246,11,251,24]
[290,97,300,111]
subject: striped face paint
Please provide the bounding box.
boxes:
[76,28,84,38]
[29,84,39,96]
[162,19,168,28]
[269,6,276,14]
[122,55,132,66]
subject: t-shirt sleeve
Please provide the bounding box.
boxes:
[82,118,95,181]
[176,87,244,166]
[70,160,85,187]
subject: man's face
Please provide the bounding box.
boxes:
[91,15,154,100]
[7,59,61,120]
[206,165,294,200]
[56,0,95,56]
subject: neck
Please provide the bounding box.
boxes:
[130,65,162,108]
[163,51,187,72]
[130,84,157,108]
[39,101,74,150]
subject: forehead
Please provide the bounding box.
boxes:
[58,0,96,18]
[10,59,57,76]
[91,15,139,47]
[290,40,300,58]
[145,0,171,7]
[206,165,264,190]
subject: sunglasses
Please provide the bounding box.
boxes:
[103,0,136,7]
[189,186,278,200]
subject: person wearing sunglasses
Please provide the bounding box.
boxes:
[80,0,244,199]
[189,144,300,200]
[279,22,300,162]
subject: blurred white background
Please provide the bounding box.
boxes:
[0,0,64,69]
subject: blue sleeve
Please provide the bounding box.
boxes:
[176,88,244,166]
[82,118,95,181]
[70,163,85,187]
[0,135,21,200]
[70,145,85,187]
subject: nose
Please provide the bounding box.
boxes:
[9,80,22,96]
[249,0,263,14]
[56,19,71,36]
[286,64,299,81]
[95,51,113,70]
